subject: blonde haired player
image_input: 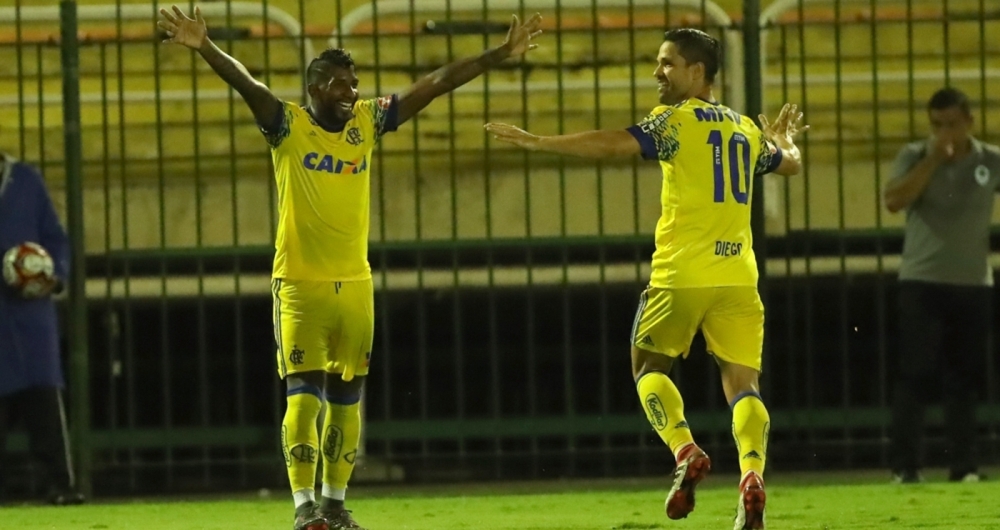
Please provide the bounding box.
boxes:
[158,6,541,530]
[486,28,804,530]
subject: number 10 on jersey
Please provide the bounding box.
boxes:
[708,130,751,205]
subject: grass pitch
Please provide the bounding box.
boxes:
[4,469,999,529]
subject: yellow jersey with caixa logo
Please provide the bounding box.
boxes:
[261,96,398,281]
[626,98,782,289]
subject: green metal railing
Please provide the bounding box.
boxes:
[1,0,998,495]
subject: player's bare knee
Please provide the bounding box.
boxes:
[326,375,365,405]
[716,358,760,403]
[285,371,326,402]
[632,346,673,381]
[286,371,326,393]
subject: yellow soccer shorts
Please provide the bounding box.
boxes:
[272,278,374,381]
[631,286,764,370]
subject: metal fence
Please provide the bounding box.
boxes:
[2,0,999,496]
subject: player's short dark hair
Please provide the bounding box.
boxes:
[663,28,721,83]
[928,87,971,116]
[307,48,355,85]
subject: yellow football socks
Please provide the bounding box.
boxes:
[637,371,695,456]
[321,396,362,495]
[731,391,770,478]
[282,389,323,504]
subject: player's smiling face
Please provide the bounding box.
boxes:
[309,65,359,124]
[654,41,696,105]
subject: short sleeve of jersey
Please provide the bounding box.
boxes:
[890,143,924,182]
[754,134,783,175]
[259,101,297,149]
[355,95,399,142]
[626,106,681,162]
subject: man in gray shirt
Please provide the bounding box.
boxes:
[884,87,1000,483]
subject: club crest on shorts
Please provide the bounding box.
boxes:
[289,345,306,365]
[975,164,990,186]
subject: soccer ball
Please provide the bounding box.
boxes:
[2,242,56,298]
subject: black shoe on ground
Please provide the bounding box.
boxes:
[294,501,329,530]
[320,506,366,530]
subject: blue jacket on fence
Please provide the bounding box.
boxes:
[0,154,70,397]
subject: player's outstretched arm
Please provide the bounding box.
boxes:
[396,13,543,126]
[759,103,808,176]
[158,5,282,130]
[484,124,642,159]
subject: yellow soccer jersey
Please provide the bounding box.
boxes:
[261,96,398,281]
[626,98,782,289]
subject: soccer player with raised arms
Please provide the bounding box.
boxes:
[157,6,542,530]
[486,29,805,529]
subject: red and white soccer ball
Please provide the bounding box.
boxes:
[2,242,56,298]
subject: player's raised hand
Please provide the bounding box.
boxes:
[484,123,541,150]
[501,13,543,56]
[158,5,208,50]
[759,103,808,148]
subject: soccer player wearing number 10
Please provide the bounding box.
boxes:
[486,29,805,529]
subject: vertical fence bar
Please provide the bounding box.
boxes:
[237,0,266,488]
[59,0,91,495]
[115,0,138,490]
[627,0,649,474]
[979,0,988,143]
[745,0,763,273]
[552,0,577,476]
[518,0,539,479]
[263,0,278,238]
[869,0,889,469]
[832,0,853,466]
[15,0,25,160]
[262,0,284,479]
[906,0,915,140]
[98,42,118,472]
[777,22,799,441]
[979,0,997,465]
[443,0,466,472]
[590,0,611,477]
[298,0,307,101]
[475,0,502,478]
[151,0,174,488]
[36,44,45,177]
[371,0,395,471]
[190,0,210,487]
[405,1,430,470]
[942,0,950,86]
[796,0,817,469]
[222,0,246,486]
